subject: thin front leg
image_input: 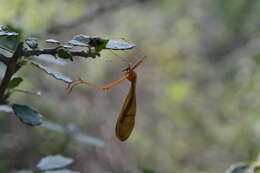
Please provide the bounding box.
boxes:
[66,78,104,93]
[66,74,129,93]
[102,74,129,90]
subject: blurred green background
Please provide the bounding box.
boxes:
[1,0,260,172]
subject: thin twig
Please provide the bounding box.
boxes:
[0,41,100,104]
[23,47,98,59]
[0,42,24,104]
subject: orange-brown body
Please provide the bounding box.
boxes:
[115,70,137,141]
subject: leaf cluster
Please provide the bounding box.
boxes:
[0,24,134,127]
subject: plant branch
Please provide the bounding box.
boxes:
[23,47,98,59]
[0,34,106,104]
[0,42,24,104]
[0,54,9,65]
[0,42,99,104]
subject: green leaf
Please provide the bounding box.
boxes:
[0,25,8,31]
[0,27,21,54]
[91,39,109,53]
[4,24,22,45]
[226,162,250,173]
[105,40,135,50]
[68,39,87,47]
[57,48,72,60]
[68,34,90,47]
[37,155,74,171]
[12,104,43,126]
[84,37,109,52]
[12,88,41,96]
[46,39,60,44]
[0,43,14,57]
[7,77,23,89]
[30,61,72,83]
[25,38,38,49]
[35,55,67,66]
[0,31,19,36]
[44,169,79,173]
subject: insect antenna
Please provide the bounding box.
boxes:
[120,38,147,61]
[109,50,133,66]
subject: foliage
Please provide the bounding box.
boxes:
[16,155,78,173]
[12,104,43,126]
[0,24,134,127]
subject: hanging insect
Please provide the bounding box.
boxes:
[67,53,145,141]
